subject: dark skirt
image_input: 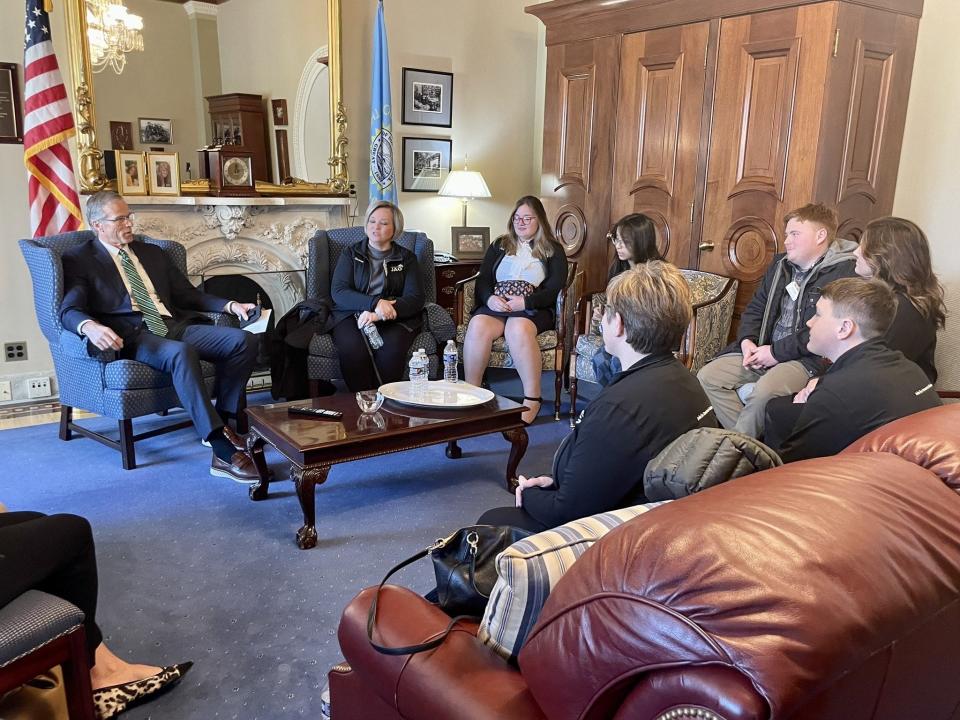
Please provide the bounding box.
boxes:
[472,306,554,334]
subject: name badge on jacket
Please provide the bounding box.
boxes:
[785,281,800,301]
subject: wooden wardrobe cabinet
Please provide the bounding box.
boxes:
[529,0,923,319]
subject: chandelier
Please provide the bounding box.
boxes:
[86,0,144,75]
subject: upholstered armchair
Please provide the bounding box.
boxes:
[0,590,94,720]
[453,263,581,420]
[305,228,455,393]
[568,268,737,425]
[19,231,233,470]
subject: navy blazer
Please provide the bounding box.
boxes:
[60,237,229,341]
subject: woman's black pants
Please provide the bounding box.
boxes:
[331,317,418,391]
[0,512,103,662]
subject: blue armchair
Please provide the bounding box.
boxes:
[19,231,235,470]
[305,228,455,392]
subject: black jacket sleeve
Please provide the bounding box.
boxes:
[388,253,425,320]
[525,245,568,311]
[330,250,377,313]
[521,398,635,528]
[60,253,94,334]
[776,386,848,462]
[474,242,501,308]
[736,260,777,345]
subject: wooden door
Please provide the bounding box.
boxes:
[611,22,710,271]
[540,36,620,293]
[814,3,920,241]
[697,2,838,321]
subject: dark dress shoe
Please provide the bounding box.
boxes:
[93,662,193,719]
[210,451,259,483]
[222,425,247,451]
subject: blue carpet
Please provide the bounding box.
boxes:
[0,373,582,719]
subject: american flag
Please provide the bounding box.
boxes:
[23,0,82,237]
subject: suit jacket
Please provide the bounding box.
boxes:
[60,237,229,341]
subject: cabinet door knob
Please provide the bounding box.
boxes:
[698,242,716,251]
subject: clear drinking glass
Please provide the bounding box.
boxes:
[356,390,384,414]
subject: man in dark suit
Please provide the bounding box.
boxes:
[60,191,260,481]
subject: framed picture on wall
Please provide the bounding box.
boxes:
[115,151,147,196]
[451,227,490,260]
[138,117,173,145]
[401,136,451,192]
[0,62,24,144]
[271,99,288,126]
[109,121,133,150]
[146,151,180,196]
[402,68,453,128]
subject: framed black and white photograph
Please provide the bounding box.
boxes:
[0,62,23,144]
[452,227,490,260]
[138,117,173,145]
[402,136,451,192]
[402,68,453,128]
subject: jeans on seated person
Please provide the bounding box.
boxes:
[591,349,621,387]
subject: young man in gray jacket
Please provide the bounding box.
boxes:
[697,203,857,438]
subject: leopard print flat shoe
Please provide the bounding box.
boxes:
[93,661,193,719]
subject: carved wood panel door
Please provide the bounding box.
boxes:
[697,3,837,319]
[540,36,621,293]
[612,22,710,270]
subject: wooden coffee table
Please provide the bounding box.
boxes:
[244,392,528,549]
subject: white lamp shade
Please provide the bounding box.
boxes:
[438,170,491,199]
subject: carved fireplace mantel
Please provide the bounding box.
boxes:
[128,195,350,317]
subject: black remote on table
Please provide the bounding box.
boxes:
[287,406,343,419]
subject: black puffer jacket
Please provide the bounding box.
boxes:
[643,427,782,501]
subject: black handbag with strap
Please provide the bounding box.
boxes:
[367,525,531,656]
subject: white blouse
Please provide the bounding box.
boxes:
[495,241,546,287]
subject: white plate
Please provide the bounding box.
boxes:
[378,381,495,408]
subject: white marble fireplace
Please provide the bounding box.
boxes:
[128,196,351,317]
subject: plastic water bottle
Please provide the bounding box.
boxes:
[408,348,428,394]
[362,322,384,349]
[443,340,459,383]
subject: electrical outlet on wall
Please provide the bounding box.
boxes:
[0,381,11,402]
[27,377,51,398]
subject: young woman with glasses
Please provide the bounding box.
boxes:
[462,195,567,425]
[591,213,665,385]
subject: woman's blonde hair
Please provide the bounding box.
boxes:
[364,200,405,243]
[499,195,559,260]
[859,217,945,330]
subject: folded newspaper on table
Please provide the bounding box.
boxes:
[240,307,271,334]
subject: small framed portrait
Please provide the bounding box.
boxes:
[0,62,24,144]
[271,98,288,126]
[402,68,453,128]
[402,136,451,192]
[109,120,133,150]
[115,150,147,196]
[138,117,173,145]
[146,151,180,196]
[451,227,490,260]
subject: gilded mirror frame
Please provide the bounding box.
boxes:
[60,0,349,194]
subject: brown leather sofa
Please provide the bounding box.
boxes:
[331,404,960,720]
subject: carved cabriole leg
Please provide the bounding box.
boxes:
[59,405,73,441]
[247,430,271,501]
[291,464,330,549]
[502,427,529,493]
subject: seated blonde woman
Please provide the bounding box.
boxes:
[463,195,567,425]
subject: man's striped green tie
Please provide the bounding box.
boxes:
[117,248,168,337]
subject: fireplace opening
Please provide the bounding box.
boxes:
[199,274,274,372]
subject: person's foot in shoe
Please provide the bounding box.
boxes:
[207,427,258,483]
[201,425,246,451]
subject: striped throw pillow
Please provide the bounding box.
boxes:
[478,501,669,662]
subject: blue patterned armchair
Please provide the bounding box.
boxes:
[305,228,455,391]
[567,268,738,425]
[19,231,231,470]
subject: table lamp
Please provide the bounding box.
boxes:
[438,163,492,259]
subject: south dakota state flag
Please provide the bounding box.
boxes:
[368,0,397,203]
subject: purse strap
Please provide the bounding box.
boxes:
[366,542,477,656]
